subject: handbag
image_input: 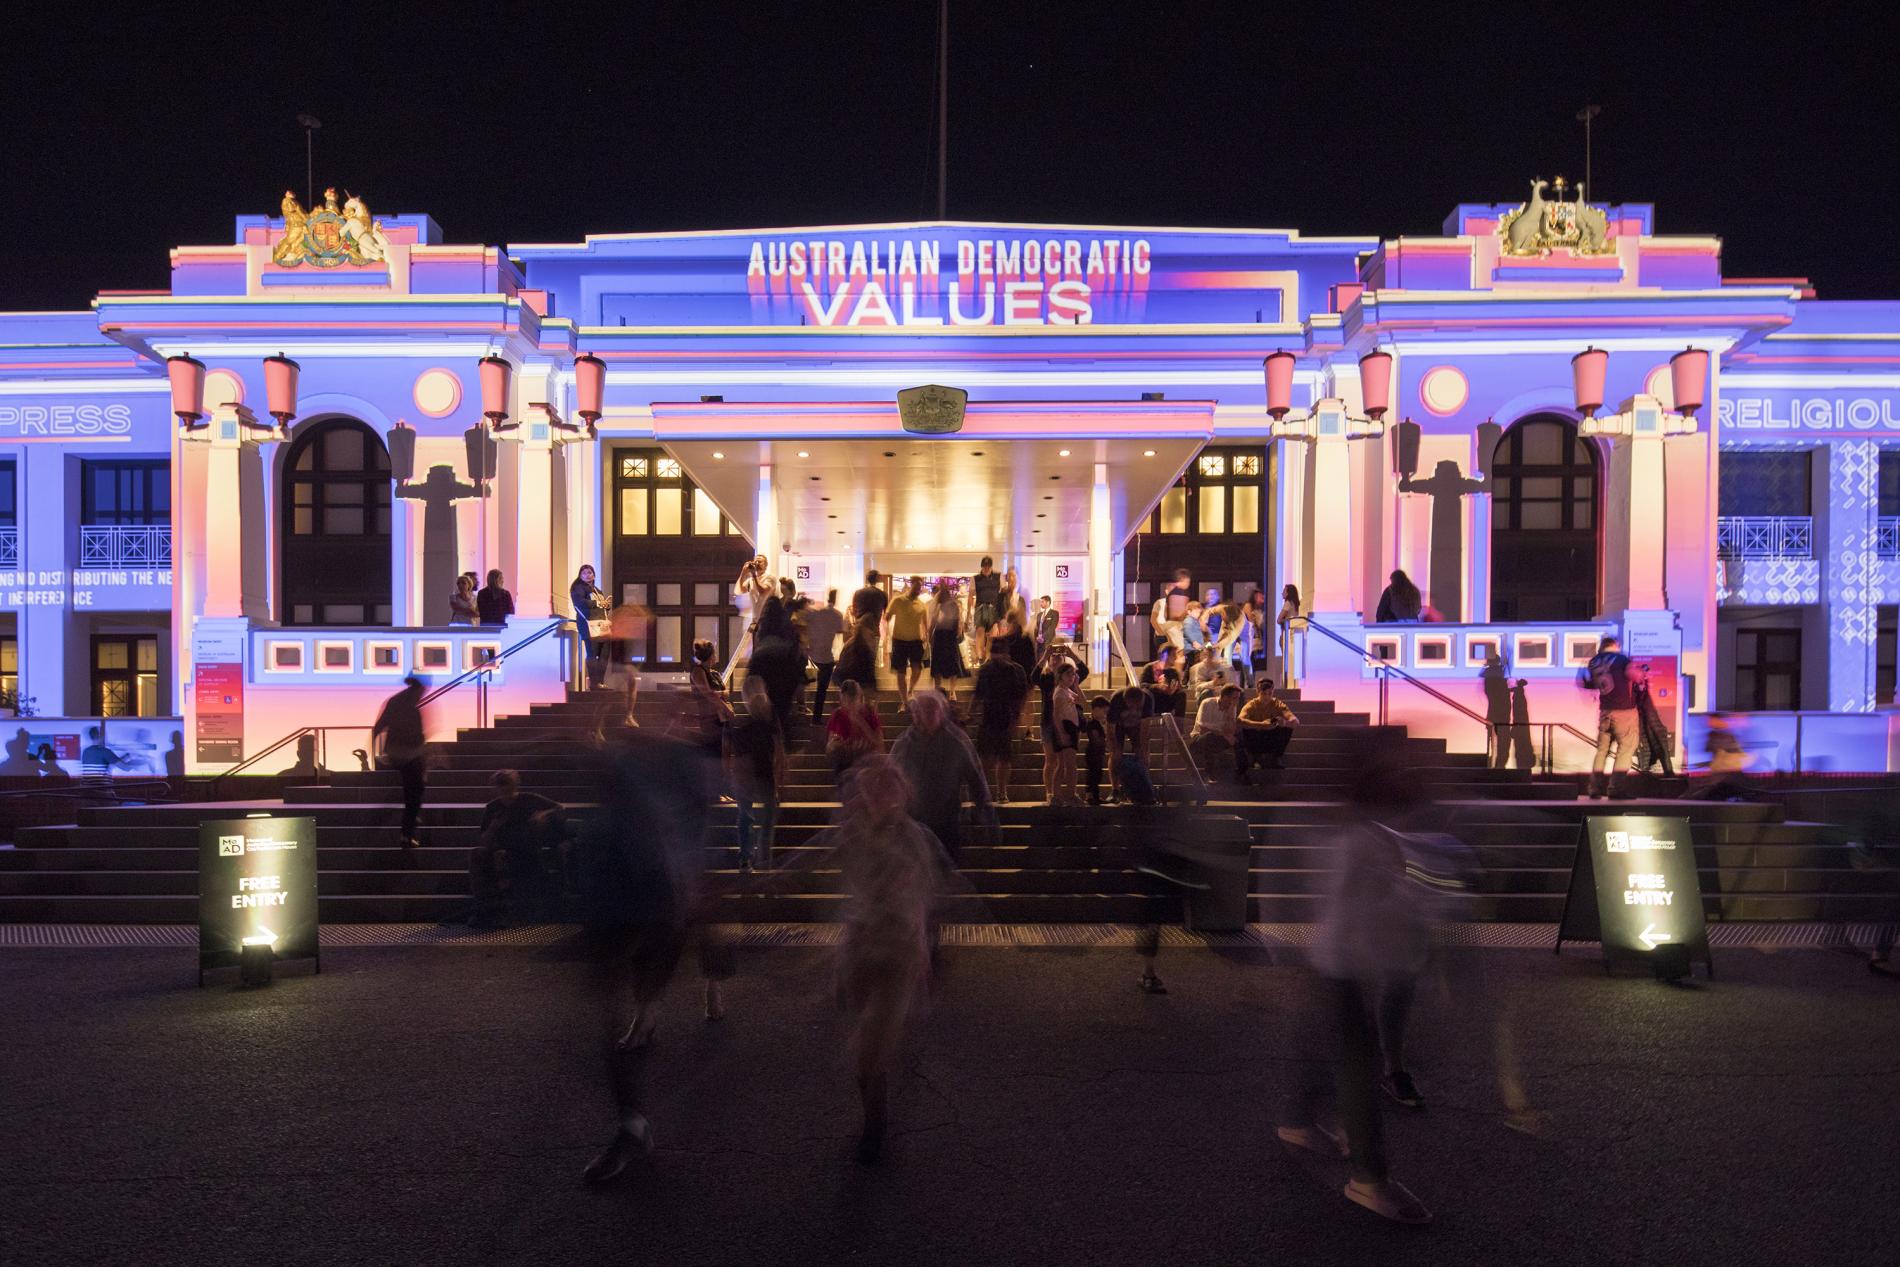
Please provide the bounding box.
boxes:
[586,618,611,639]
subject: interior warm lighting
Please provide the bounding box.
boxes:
[1058,449,1071,456]
[712,451,725,459]
[1143,449,1157,457]
[797,450,810,458]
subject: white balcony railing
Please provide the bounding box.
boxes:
[1879,517,1900,561]
[0,526,16,570]
[1716,515,1812,561]
[79,525,172,569]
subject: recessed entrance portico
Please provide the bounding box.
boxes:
[655,398,1210,654]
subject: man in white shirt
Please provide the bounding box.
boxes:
[1188,684,1242,780]
[802,589,847,722]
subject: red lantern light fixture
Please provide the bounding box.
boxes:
[1358,349,1393,420]
[263,353,300,425]
[574,353,605,437]
[480,355,512,428]
[167,354,206,427]
[1263,350,1296,420]
[1670,347,1709,418]
[1572,346,1608,418]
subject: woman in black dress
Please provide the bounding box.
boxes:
[926,581,966,702]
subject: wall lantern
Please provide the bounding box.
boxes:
[1670,347,1709,419]
[168,354,206,428]
[574,353,605,438]
[1572,346,1608,418]
[263,353,300,427]
[480,355,512,426]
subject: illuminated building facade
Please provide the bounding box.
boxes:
[3,184,1898,773]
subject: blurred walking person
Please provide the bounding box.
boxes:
[573,721,730,1184]
[814,754,959,1163]
[1275,750,1437,1225]
[890,689,995,858]
[886,575,930,712]
[803,589,847,722]
[927,580,967,703]
[825,678,884,783]
[371,675,428,853]
[728,675,784,872]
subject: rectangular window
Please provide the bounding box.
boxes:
[653,488,683,534]
[657,458,681,479]
[1233,454,1261,477]
[1198,485,1227,533]
[0,460,17,525]
[1198,455,1227,477]
[0,634,17,704]
[1232,484,1260,533]
[1159,486,1188,533]
[92,634,161,718]
[656,583,683,606]
[81,460,170,526]
[619,489,647,536]
[1719,451,1812,517]
[692,488,722,535]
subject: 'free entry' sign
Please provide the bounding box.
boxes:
[1556,815,1712,977]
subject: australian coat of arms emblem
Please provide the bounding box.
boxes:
[271,186,392,268]
[897,384,968,434]
[1497,176,1614,258]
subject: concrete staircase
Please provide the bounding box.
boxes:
[3,684,1892,924]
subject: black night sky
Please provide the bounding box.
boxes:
[6,2,1898,311]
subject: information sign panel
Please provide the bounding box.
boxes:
[1556,815,1712,976]
[198,815,319,984]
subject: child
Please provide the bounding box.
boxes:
[1181,601,1208,653]
[1084,696,1111,806]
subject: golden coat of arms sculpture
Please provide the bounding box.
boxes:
[1497,176,1614,258]
[271,187,392,268]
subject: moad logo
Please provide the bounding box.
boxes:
[218,835,246,856]
[1605,830,1673,853]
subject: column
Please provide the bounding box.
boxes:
[1823,439,1881,711]
[1090,460,1113,672]
[756,462,783,580]
[1306,401,1358,616]
[200,405,269,621]
[1601,405,1670,613]
[511,415,556,619]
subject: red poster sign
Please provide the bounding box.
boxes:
[195,662,245,763]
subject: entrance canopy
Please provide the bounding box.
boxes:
[657,400,1212,556]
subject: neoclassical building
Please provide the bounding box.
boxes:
[3,181,1896,773]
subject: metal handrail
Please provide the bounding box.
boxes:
[1102,615,1208,799]
[1102,613,1141,690]
[210,617,572,787]
[1303,617,1491,728]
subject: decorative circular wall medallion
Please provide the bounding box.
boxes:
[1419,366,1469,416]
[413,368,463,417]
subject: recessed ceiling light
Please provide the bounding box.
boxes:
[797,450,810,458]
[1058,449,1071,457]
[972,449,984,456]
[712,451,724,459]
[1049,475,1061,481]
[828,514,837,519]
[883,451,896,457]
[1143,449,1157,457]
[820,496,830,502]
[1036,513,1046,518]
[1043,495,1054,501]
[809,475,820,481]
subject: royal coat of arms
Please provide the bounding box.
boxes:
[1497,176,1614,258]
[897,384,968,434]
[270,186,392,268]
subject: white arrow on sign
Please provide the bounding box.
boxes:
[1640,923,1673,950]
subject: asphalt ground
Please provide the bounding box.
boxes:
[2,939,1896,1267]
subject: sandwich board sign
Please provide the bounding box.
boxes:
[1555,815,1712,977]
[199,815,319,985]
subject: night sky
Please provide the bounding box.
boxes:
[7,3,1897,311]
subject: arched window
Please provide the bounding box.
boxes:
[281,418,392,625]
[1490,416,1599,621]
